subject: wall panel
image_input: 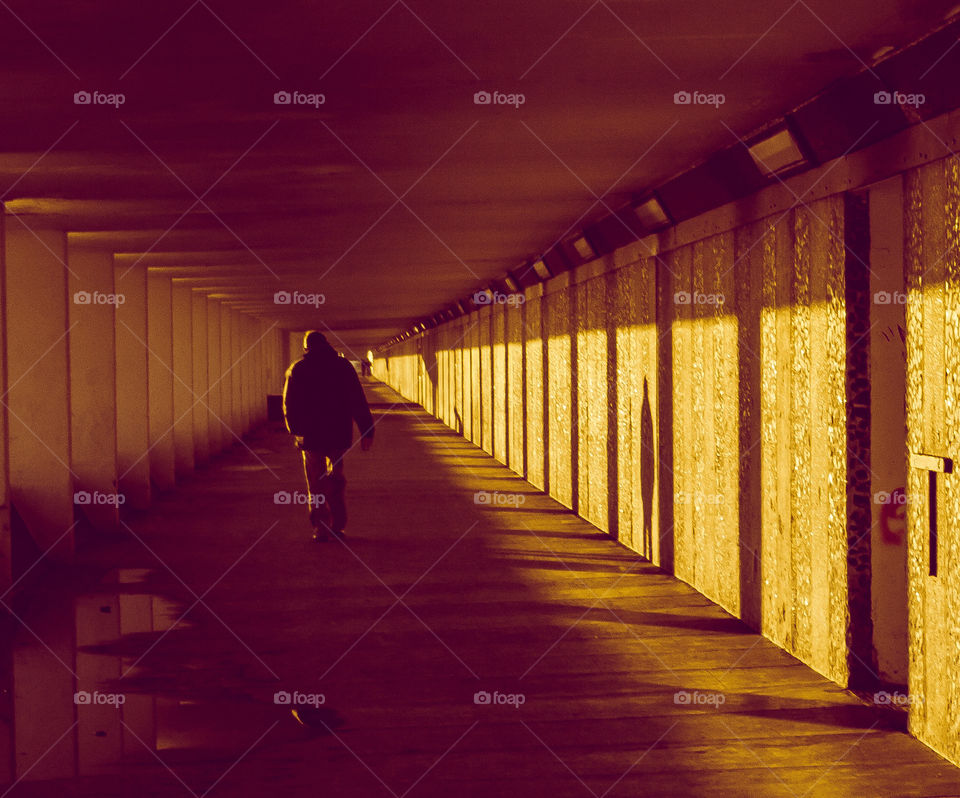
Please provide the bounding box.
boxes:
[525,291,545,490]
[492,303,507,464]
[577,275,607,530]
[546,286,573,509]
[506,301,525,476]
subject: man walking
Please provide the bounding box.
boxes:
[282,331,375,541]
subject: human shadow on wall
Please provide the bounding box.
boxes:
[657,270,675,574]
[419,335,439,413]
[640,376,655,560]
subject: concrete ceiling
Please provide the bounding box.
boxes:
[0,0,955,355]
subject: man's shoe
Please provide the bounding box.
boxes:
[312,527,331,542]
[331,528,346,540]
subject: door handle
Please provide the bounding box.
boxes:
[910,452,953,576]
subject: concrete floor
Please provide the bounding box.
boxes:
[4,379,960,797]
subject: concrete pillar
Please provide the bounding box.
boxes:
[206,299,224,453]
[233,311,245,436]
[191,293,210,465]
[146,274,175,492]
[255,321,267,423]
[240,314,252,433]
[268,326,277,415]
[171,284,194,478]
[281,331,292,377]
[67,244,120,532]
[0,216,10,590]
[218,306,233,446]
[263,328,272,402]
[243,315,253,431]
[3,213,73,560]
[251,320,261,425]
[114,264,150,510]
[275,328,284,393]
[231,310,244,436]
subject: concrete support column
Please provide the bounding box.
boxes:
[146,274,175,492]
[67,244,119,532]
[240,314,252,433]
[262,328,270,405]
[258,325,269,420]
[233,310,245,436]
[191,293,210,465]
[241,315,251,431]
[255,321,266,423]
[281,331,292,382]
[273,328,284,393]
[250,319,260,425]
[0,216,11,590]
[220,308,235,444]
[206,299,224,454]
[3,213,73,560]
[230,310,243,436]
[114,264,150,510]
[171,284,194,478]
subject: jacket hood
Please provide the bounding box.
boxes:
[304,342,337,360]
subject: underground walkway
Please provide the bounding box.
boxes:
[5,379,960,798]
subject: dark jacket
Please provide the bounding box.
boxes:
[282,345,375,451]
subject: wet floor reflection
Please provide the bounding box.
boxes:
[6,567,184,781]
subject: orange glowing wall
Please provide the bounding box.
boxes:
[373,193,857,687]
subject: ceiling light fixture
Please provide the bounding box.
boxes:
[572,236,595,260]
[531,259,551,280]
[632,195,671,230]
[748,125,809,178]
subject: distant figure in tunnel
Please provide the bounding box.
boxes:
[283,331,375,541]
